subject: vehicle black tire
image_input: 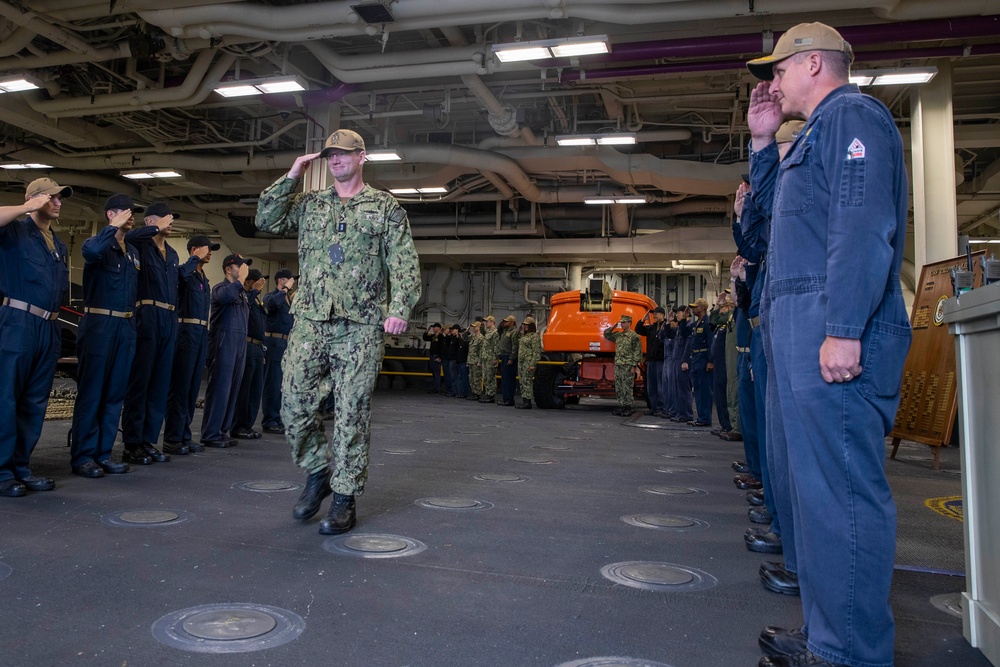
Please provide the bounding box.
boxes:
[533,364,566,410]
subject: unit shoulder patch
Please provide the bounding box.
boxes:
[847,138,866,160]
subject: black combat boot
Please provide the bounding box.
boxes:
[318,492,356,535]
[292,468,332,521]
[515,398,531,409]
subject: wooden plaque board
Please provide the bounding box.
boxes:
[890,252,986,454]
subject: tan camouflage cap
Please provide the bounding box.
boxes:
[502,315,517,323]
[484,315,496,322]
[319,129,365,157]
[25,177,73,199]
[746,22,853,81]
[522,316,536,325]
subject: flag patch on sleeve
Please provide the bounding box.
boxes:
[847,138,866,160]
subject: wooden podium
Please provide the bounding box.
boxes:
[889,252,986,469]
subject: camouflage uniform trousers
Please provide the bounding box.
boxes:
[280,316,383,496]
[518,359,535,401]
[614,364,635,409]
[469,361,483,397]
[481,359,498,398]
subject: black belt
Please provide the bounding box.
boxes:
[265,332,289,340]
[2,297,59,321]
[137,299,176,312]
[85,307,133,319]
[247,337,263,346]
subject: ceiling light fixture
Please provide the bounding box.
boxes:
[850,66,938,87]
[214,75,308,98]
[555,133,636,147]
[968,239,1000,244]
[584,196,647,205]
[122,170,183,180]
[0,75,40,93]
[389,187,449,195]
[2,163,52,169]
[491,35,610,63]
[365,150,402,162]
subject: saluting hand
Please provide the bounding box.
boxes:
[191,246,210,260]
[288,152,323,180]
[285,277,296,291]
[24,194,52,212]
[747,81,783,147]
[237,262,249,283]
[253,277,266,291]
[109,209,133,229]
[153,214,173,233]
[734,181,749,218]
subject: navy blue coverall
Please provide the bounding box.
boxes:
[164,261,211,445]
[71,224,156,468]
[709,316,731,430]
[200,279,249,442]
[0,218,68,483]
[684,313,713,425]
[670,318,693,421]
[233,289,266,433]
[121,231,198,449]
[262,288,293,429]
[658,324,675,417]
[757,84,911,667]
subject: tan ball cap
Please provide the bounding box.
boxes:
[319,129,366,157]
[776,120,807,144]
[25,177,73,199]
[746,22,853,81]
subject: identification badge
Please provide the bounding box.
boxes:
[329,243,345,265]
[337,222,346,233]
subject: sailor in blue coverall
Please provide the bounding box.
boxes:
[232,268,268,439]
[682,298,713,427]
[200,254,251,447]
[0,178,72,497]
[121,201,200,464]
[261,268,296,433]
[70,195,156,477]
[747,22,911,667]
[163,234,218,455]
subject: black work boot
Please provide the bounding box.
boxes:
[515,398,531,409]
[292,468,332,521]
[319,492,356,535]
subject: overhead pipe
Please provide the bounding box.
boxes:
[0,42,130,72]
[0,25,36,57]
[0,0,96,54]
[304,41,486,85]
[610,204,631,237]
[26,50,236,118]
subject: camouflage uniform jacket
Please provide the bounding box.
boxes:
[467,330,484,361]
[480,327,500,364]
[517,331,541,368]
[603,327,642,367]
[254,177,421,326]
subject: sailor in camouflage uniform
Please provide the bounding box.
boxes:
[603,315,642,416]
[466,320,484,400]
[478,315,500,403]
[254,129,421,536]
[515,316,541,409]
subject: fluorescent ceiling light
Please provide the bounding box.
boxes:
[0,76,40,93]
[557,133,636,147]
[122,170,183,180]
[596,134,636,146]
[365,150,402,162]
[2,163,52,169]
[585,196,647,205]
[389,186,448,195]
[492,35,610,63]
[557,136,597,147]
[969,239,1000,244]
[851,67,937,87]
[214,75,307,98]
